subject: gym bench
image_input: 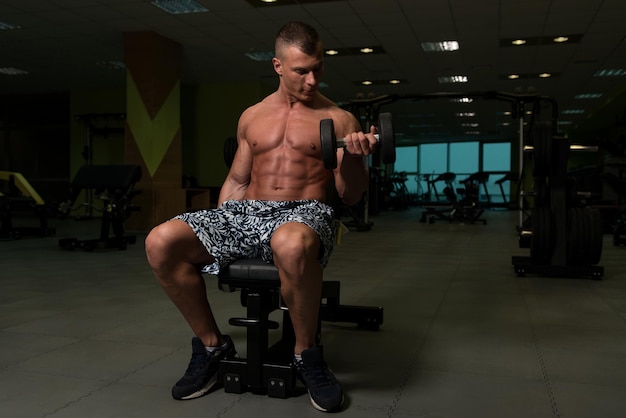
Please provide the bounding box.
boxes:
[216,258,383,398]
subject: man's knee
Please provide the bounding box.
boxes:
[271,223,321,264]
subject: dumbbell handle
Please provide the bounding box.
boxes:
[336,134,380,148]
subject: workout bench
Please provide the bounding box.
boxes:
[216,258,383,398]
[0,171,55,239]
[58,164,141,251]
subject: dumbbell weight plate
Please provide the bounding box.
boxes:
[320,118,337,169]
[378,112,396,165]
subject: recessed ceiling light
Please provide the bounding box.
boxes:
[389,79,401,84]
[325,49,339,56]
[450,97,473,103]
[361,80,373,85]
[0,21,20,30]
[151,0,209,14]
[553,36,569,43]
[512,39,526,46]
[0,67,28,75]
[538,72,551,78]
[421,41,459,52]
[508,74,520,79]
[360,47,374,54]
[438,75,467,83]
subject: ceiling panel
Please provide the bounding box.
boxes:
[0,0,624,145]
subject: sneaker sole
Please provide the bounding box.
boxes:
[308,392,344,412]
[173,374,219,400]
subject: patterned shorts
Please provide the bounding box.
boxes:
[174,199,337,275]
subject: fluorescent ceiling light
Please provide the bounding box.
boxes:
[245,51,274,61]
[96,60,126,70]
[562,109,585,114]
[151,0,209,14]
[456,112,475,117]
[438,75,467,83]
[0,67,28,75]
[421,41,459,52]
[575,93,602,99]
[594,69,626,77]
[0,21,20,30]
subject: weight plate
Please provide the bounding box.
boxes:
[531,206,552,265]
[532,122,552,177]
[567,208,581,265]
[588,208,603,265]
[534,178,550,207]
[378,112,396,164]
[578,207,590,265]
[320,118,337,169]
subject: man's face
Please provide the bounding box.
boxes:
[273,44,324,102]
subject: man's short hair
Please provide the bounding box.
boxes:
[275,21,321,57]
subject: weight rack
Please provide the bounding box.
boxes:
[512,120,604,279]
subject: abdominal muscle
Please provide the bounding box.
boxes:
[243,143,332,202]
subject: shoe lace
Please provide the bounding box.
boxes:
[297,360,334,389]
[184,351,213,377]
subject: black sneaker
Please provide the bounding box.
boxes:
[294,346,344,412]
[171,335,237,400]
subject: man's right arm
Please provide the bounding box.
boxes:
[218,117,253,205]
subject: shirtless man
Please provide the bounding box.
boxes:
[145,21,377,413]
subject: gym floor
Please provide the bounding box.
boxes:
[1,207,626,418]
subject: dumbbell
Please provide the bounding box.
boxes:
[319,112,396,169]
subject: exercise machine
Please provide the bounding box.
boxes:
[58,164,141,251]
[0,171,55,239]
[512,118,604,279]
[419,172,486,224]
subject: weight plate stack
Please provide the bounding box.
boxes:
[530,206,554,265]
[532,122,552,178]
[587,207,603,265]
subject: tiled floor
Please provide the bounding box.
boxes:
[1,207,626,418]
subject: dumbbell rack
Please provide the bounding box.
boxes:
[512,122,604,279]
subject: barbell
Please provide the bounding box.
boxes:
[319,112,396,169]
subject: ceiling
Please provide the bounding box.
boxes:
[1,0,626,146]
